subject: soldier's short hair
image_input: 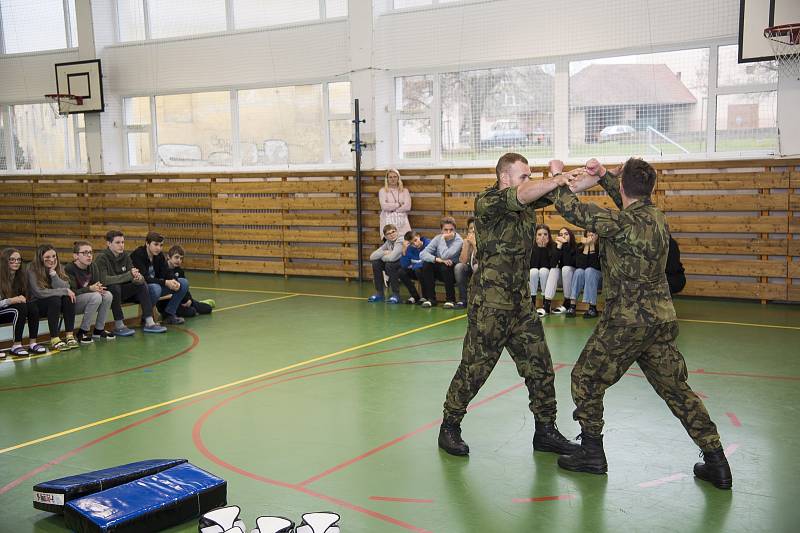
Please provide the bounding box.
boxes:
[621,158,657,199]
[495,153,528,179]
[440,216,457,229]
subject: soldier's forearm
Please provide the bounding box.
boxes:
[599,171,624,209]
[516,177,560,205]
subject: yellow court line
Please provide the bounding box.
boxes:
[213,294,298,312]
[0,314,466,455]
[678,318,800,331]
[192,286,364,301]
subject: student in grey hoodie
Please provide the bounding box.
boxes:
[367,224,404,304]
[419,216,463,308]
[27,244,78,351]
[65,241,115,343]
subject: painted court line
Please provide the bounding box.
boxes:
[213,293,299,312]
[193,285,365,301]
[369,496,435,504]
[678,318,800,331]
[0,314,466,456]
[513,495,576,503]
[726,412,742,427]
[638,473,689,488]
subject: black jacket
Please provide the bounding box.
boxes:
[556,244,578,268]
[576,244,601,270]
[131,246,172,287]
[530,244,558,269]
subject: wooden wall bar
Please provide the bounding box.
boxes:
[1,158,798,302]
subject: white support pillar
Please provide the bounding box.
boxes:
[74,0,103,173]
[777,73,800,156]
[553,59,570,163]
[348,0,376,169]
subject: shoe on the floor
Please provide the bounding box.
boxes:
[76,330,94,344]
[113,326,136,337]
[93,329,116,340]
[558,433,608,474]
[163,314,185,325]
[406,296,416,305]
[552,305,567,314]
[533,422,581,455]
[443,302,455,309]
[64,336,80,350]
[694,448,732,489]
[536,307,547,317]
[583,307,599,318]
[421,300,433,308]
[50,337,66,351]
[454,301,465,309]
[387,295,401,304]
[9,346,29,357]
[438,424,469,456]
[565,306,577,318]
[367,294,384,303]
[199,299,216,308]
[29,343,48,355]
[143,323,167,333]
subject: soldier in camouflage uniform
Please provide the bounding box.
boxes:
[548,157,732,489]
[437,153,580,458]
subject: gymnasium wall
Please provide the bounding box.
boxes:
[1,157,798,302]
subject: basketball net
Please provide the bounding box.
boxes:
[764,24,800,81]
[44,94,83,118]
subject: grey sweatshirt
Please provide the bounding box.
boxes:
[369,237,403,262]
[27,270,70,301]
[420,233,463,263]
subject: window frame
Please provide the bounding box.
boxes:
[0,0,78,55]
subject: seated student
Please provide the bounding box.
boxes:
[27,244,78,351]
[419,216,463,309]
[398,230,430,304]
[454,217,477,309]
[666,236,686,295]
[0,248,39,357]
[566,231,602,319]
[529,224,559,316]
[95,230,166,335]
[367,224,404,304]
[131,232,189,325]
[548,227,578,314]
[157,246,214,317]
[65,241,115,343]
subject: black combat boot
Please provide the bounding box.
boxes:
[532,422,581,455]
[557,433,608,474]
[438,424,469,456]
[694,448,732,489]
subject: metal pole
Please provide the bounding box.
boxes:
[350,98,366,282]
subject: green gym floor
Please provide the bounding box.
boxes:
[1,272,799,533]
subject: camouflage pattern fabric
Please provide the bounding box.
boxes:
[443,183,558,425]
[549,174,676,327]
[443,303,557,426]
[571,320,721,451]
[469,184,551,310]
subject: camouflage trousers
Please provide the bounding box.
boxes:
[572,320,721,451]
[442,303,557,425]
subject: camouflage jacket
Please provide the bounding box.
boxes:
[550,173,677,326]
[469,184,551,310]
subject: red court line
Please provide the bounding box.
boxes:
[368,496,435,504]
[0,327,200,392]
[692,368,800,382]
[725,442,740,456]
[512,495,576,503]
[726,412,742,427]
[638,473,689,488]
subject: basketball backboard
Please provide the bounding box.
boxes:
[739,0,800,63]
[53,59,105,113]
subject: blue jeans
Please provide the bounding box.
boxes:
[148,278,189,316]
[571,268,601,305]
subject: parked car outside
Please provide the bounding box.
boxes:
[483,120,529,147]
[598,124,636,142]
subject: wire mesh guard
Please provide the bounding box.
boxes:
[764,23,800,80]
[44,93,84,117]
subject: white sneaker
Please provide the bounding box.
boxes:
[421,300,433,308]
[406,296,416,305]
[443,302,455,309]
[552,305,567,314]
[536,308,546,317]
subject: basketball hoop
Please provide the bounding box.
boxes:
[764,23,800,80]
[44,93,84,117]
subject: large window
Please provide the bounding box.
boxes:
[116,0,347,42]
[0,104,85,171]
[123,81,351,169]
[1,0,78,54]
[569,48,709,158]
[395,75,433,159]
[715,45,778,153]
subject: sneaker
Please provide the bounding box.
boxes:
[565,306,577,318]
[536,307,547,317]
[64,336,80,350]
[443,302,455,309]
[93,329,116,340]
[76,330,94,344]
[113,326,136,337]
[143,323,167,333]
[200,299,216,308]
[367,294,384,303]
[552,305,567,314]
[454,301,466,309]
[583,307,599,319]
[421,300,433,308]
[406,296,417,305]
[163,314,185,325]
[387,295,401,304]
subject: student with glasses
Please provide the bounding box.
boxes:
[65,241,115,344]
[27,244,78,352]
[0,248,40,356]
